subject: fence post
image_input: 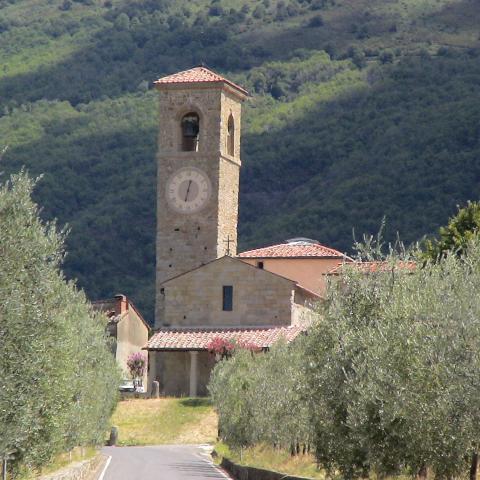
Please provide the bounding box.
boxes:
[2,451,15,480]
[152,380,160,398]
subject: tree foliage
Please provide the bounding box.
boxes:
[209,341,311,452]
[305,240,480,478]
[0,172,121,473]
[422,201,480,262]
[211,236,480,478]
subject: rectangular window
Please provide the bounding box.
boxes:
[257,261,264,269]
[222,286,233,311]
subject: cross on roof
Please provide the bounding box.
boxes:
[224,235,233,256]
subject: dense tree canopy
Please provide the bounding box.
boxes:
[0,172,120,473]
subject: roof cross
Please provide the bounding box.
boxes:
[224,235,233,256]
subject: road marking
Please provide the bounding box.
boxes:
[212,464,232,479]
[196,447,232,480]
[97,455,112,480]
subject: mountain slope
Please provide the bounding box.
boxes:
[0,0,479,322]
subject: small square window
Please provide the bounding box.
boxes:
[222,286,233,311]
[257,261,264,269]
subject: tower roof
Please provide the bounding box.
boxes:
[154,66,249,96]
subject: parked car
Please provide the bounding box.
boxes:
[119,379,135,392]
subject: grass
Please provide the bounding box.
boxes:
[17,446,97,480]
[215,442,325,480]
[110,397,218,446]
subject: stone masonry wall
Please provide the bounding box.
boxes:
[154,84,245,328]
[217,89,243,258]
[163,256,295,328]
[38,454,106,480]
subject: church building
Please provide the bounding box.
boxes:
[145,67,350,396]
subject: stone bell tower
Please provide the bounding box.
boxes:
[154,67,248,328]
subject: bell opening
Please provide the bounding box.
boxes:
[181,113,200,151]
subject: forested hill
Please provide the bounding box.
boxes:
[1,0,479,322]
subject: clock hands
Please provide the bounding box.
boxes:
[184,180,192,202]
[167,168,211,213]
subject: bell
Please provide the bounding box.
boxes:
[183,118,199,138]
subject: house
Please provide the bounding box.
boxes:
[238,237,352,296]
[93,294,150,388]
[147,255,317,396]
[144,66,345,396]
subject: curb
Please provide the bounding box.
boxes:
[38,453,105,480]
[219,456,313,480]
[89,454,110,480]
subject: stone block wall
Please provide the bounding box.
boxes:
[38,453,106,480]
[154,84,244,328]
[163,256,296,328]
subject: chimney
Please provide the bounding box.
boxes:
[114,294,128,315]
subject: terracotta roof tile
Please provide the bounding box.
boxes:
[154,66,248,96]
[145,325,304,351]
[238,239,346,259]
[326,261,417,275]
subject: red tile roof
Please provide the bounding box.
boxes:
[326,261,417,275]
[154,66,249,96]
[145,325,304,351]
[238,239,347,259]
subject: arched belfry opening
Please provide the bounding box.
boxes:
[227,114,235,156]
[181,112,199,152]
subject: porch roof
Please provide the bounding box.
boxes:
[144,325,305,351]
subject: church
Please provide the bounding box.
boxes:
[144,66,351,397]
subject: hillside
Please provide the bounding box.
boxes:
[0,0,479,321]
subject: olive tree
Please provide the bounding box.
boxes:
[0,172,121,473]
[209,349,256,450]
[209,340,312,454]
[249,340,312,452]
[305,239,480,479]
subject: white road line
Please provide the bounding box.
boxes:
[193,446,231,479]
[97,455,112,480]
[212,464,232,480]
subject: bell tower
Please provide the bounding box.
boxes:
[154,67,248,328]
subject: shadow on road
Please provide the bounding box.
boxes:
[168,461,227,478]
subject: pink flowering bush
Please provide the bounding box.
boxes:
[127,352,146,386]
[207,337,236,359]
[207,337,261,359]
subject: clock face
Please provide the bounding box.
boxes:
[166,167,211,214]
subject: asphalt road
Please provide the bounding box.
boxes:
[101,445,231,480]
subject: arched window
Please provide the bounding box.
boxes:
[181,112,199,152]
[226,114,235,156]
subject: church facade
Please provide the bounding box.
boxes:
[145,67,348,396]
